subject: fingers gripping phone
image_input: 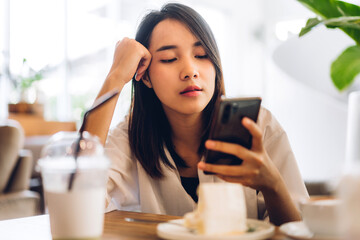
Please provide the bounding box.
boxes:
[204,97,262,171]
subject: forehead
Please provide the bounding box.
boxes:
[148,18,199,51]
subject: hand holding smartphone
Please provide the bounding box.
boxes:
[204,97,262,170]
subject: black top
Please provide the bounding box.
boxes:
[180,176,199,203]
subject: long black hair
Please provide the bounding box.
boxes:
[128,3,224,178]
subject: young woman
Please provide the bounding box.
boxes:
[85,3,308,226]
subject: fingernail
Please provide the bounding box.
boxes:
[134,72,138,80]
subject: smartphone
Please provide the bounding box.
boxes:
[204,97,262,169]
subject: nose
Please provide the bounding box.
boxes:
[180,58,199,81]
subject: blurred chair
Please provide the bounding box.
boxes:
[0,119,41,220]
[305,181,333,196]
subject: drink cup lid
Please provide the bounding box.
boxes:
[37,131,109,173]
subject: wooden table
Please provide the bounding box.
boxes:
[0,210,288,239]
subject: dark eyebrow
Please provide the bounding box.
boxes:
[156,41,203,52]
[194,41,202,47]
[156,45,177,52]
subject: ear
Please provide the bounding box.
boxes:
[141,73,152,89]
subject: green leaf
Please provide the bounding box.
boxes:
[297,0,360,44]
[324,16,360,30]
[337,1,360,43]
[34,73,43,81]
[337,1,360,17]
[297,0,343,19]
[299,16,360,37]
[331,45,360,90]
[299,17,322,37]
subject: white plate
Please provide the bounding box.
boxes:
[157,218,274,240]
[279,221,342,240]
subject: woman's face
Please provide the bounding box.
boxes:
[146,19,216,117]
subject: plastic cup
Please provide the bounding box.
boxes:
[38,131,109,240]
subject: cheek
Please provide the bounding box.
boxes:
[148,63,171,82]
[147,64,172,93]
[204,66,216,93]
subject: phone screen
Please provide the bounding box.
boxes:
[204,97,262,167]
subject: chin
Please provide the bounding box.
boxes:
[180,105,207,115]
[162,99,209,116]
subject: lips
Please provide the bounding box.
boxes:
[180,85,202,94]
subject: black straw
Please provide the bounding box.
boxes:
[68,89,120,191]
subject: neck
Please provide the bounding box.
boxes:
[164,110,203,152]
[163,109,204,177]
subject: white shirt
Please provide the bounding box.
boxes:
[104,107,309,219]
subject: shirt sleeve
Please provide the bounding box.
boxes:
[256,108,309,220]
[104,121,140,212]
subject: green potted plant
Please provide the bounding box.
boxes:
[8,58,45,116]
[297,0,360,91]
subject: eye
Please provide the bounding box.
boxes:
[195,54,208,59]
[160,58,177,63]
